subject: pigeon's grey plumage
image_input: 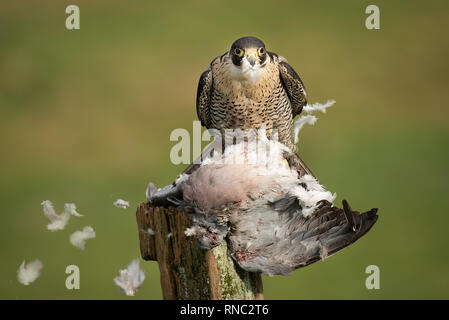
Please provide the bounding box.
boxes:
[147,140,378,276]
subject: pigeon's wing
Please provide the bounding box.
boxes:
[196,66,213,128]
[230,200,378,276]
[275,54,308,118]
[286,200,378,267]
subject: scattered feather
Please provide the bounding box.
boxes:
[141,228,155,235]
[113,199,130,209]
[17,259,43,286]
[70,226,96,250]
[63,203,83,217]
[114,259,145,296]
[293,115,317,144]
[294,100,335,144]
[184,227,197,237]
[41,200,67,231]
[303,100,336,114]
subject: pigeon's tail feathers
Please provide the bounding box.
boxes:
[147,183,183,207]
[291,200,378,267]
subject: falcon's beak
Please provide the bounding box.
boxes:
[245,50,258,67]
[247,56,256,67]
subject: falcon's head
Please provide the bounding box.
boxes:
[229,36,269,82]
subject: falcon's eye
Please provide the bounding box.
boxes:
[234,48,244,57]
[258,47,265,56]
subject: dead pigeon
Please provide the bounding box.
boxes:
[147,137,378,276]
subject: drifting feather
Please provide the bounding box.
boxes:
[184,227,197,237]
[41,200,82,231]
[293,100,336,144]
[17,259,43,286]
[293,115,317,144]
[41,200,69,231]
[114,259,145,296]
[303,100,336,114]
[114,199,130,209]
[41,200,57,219]
[69,226,96,250]
[63,203,83,217]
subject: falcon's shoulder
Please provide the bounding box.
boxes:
[196,66,213,127]
[270,52,308,117]
[196,54,226,128]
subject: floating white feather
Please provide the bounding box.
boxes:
[114,259,145,296]
[184,227,197,237]
[293,115,317,144]
[17,259,43,286]
[293,100,336,144]
[41,200,82,231]
[69,226,96,250]
[303,100,336,114]
[113,199,130,209]
[63,203,83,217]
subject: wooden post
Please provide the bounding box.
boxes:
[136,202,263,300]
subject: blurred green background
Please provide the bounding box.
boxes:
[1,0,448,299]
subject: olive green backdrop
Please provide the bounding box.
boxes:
[1,0,448,299]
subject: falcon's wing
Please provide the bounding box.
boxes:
[196,67,213,128]
[276,55,308,117]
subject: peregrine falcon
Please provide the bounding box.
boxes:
[196,36,310,175]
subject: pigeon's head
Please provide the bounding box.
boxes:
[189,218,229,250]
[196,231,223,250]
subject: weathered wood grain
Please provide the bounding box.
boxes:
[136,202,263,300]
